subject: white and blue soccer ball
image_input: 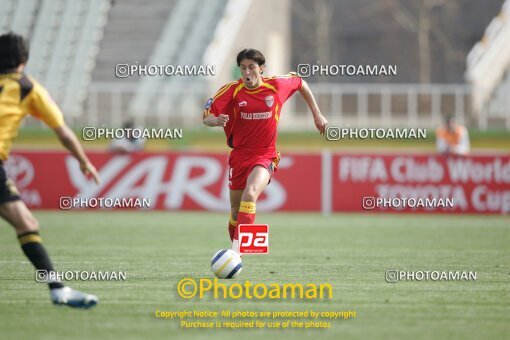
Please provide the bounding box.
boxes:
[211,249,242,279]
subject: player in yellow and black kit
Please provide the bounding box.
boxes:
[0,32,99,308]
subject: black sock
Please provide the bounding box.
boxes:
[18,231,64,290]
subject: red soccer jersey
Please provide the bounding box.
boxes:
[203,73,302,149]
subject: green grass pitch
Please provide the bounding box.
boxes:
[0,212,508,339]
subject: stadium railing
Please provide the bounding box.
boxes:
[66,82,478,130]
[286,83,471,130]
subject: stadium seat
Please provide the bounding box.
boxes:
[129,0,228,125]
[5,0,110,117]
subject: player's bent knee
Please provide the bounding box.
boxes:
[242,187,259,202]
[15,215,40,234]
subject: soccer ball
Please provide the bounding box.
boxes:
[211,249,242,279]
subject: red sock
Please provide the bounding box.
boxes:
[228,214,237,241]
[237,201,256,225]
[234,201,256,242]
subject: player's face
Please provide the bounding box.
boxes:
[239,59,264,89]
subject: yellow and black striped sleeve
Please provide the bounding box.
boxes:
[22,76,64,128]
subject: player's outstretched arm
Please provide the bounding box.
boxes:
[298,80,328,135]
[53,125,100,184]
[203,114,229,127]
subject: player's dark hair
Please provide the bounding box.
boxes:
[236,49,265,67]
[0,32,29,72]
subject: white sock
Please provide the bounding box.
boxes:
[232,239,239,254]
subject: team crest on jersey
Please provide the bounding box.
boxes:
[265,95,274,108]
[238,100,247,107]
[204,98,213,109]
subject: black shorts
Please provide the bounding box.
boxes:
[0,162,21,204]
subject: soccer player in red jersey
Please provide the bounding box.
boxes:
[203,49,327,253]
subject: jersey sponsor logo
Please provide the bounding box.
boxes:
[240,111,272,120]
[265,95,274,108]
[204,98,213,109]
[239,224,269,254]
[238,100,247,107]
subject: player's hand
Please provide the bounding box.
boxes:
[80,161,100,184]
[216,114,229,127]
[313,113,328,136]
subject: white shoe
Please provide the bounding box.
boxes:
[50,287,98,309]
[232,239,243,257]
